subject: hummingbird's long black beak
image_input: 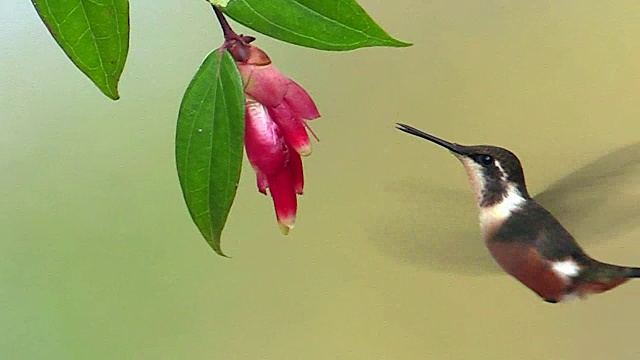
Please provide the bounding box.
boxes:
[395,123,466,155]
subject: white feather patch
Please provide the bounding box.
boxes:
[494,160,508,181]
[479,184,526,229]
[551,259,581,282]
[560,292,581,302]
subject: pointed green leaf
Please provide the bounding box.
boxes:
[32,0,130,100]
[176,51,245,256]
[222,0,411,51]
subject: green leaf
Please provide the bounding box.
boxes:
[176,51,245,256]
[223,0,411,51]
[32,0,130,100]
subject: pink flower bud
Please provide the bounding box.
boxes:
[236,45,321,234]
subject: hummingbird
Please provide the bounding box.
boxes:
[396,123,640,303]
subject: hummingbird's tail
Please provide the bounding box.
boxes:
[591,261,640,279]
[627,267,640,278]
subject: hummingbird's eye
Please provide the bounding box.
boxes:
[476,154,494,166]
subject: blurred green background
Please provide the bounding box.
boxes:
[2,1,640,359]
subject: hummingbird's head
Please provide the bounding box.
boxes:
[396,123,531,208]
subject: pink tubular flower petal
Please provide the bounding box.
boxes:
[288,151,304,195]
[266,170,297,234]
[237,64,254,92]
[244,101,287,176]
[267,102,311,157]
[239,64,288,108]
[256,172,268,195]
[284,79,320,120]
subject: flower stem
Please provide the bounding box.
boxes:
[211,4,256,62]
[211,4,236,40]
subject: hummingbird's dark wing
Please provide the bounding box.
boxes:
[534,141,640,245]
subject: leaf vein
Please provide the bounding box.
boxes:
[109,0,124,78]
[56,4,81,26]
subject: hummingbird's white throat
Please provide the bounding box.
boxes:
[479,185,527,229]
[457,157,527,231]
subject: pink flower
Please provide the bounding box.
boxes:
[237,45,320,234]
